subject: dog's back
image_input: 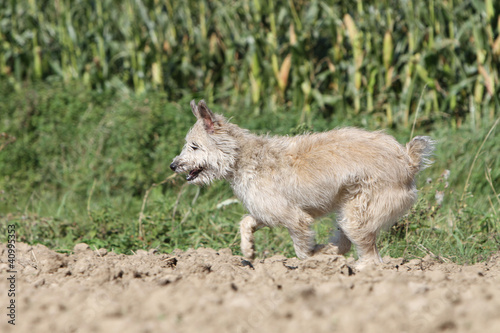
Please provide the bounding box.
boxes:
[280,128,414,184]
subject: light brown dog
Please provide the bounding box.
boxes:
[170,100,434,266]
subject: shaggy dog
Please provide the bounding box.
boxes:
[171,100,434,266]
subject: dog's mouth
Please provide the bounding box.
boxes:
[186,167,203,181]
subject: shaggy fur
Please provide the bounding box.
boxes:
[170,100,435,266]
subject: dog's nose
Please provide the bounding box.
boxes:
[170,162,177,171]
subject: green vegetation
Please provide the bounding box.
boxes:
[2,0,499,125]
[0,1,499,263]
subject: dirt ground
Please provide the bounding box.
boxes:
[1,242,499,333]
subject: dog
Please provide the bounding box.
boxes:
[170,100,434,266]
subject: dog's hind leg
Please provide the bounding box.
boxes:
[240,215,264,259]
[339,195,383,266]
[343,186,417,266]
[342,223,381,266]
[311,225,352,256]
[329,226,352,255]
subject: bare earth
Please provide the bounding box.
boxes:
[1,242,499,333]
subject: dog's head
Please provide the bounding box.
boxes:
[170,100,238,185]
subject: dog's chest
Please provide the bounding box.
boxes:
[229,168,258,203]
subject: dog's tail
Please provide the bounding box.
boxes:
[406,136,435,174]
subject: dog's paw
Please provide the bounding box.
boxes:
[241,246,256,260]
[353,256,384,271]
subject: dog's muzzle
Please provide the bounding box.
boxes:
[170,162,178,172]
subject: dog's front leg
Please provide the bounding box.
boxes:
[240,215,263,259]
[287,222,316,260]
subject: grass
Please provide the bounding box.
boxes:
[0,83,499,264]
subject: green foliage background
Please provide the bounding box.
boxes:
[0,0,499,262]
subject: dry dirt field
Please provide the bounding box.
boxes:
[1,242,500,333]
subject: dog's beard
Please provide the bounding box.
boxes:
[187,168,217,185]
[186,167,204,181]
[173,152,234,186]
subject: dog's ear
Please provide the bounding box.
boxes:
[198,100,216,134]
[190,100,200,118]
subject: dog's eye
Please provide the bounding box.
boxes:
[190,144,199,150]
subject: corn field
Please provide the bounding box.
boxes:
[1,0,499,126]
